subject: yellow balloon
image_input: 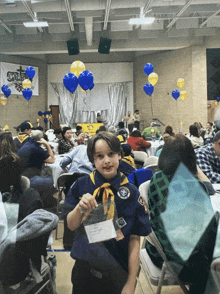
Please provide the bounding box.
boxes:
[48,108,51,112]
[46,114,49,119]
[180,90,188,101]
[215,101,218,106]
[148,72,158,86]
[37,118,40,123]
[0,96,7,106]
[70,61,86,78]
[22,79,32,89]
[177,78,185,88]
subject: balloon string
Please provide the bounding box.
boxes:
[150,95,154,117]
[176,100,180,131]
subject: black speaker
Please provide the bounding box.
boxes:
[67,38,79,55]
[98,37,112,54]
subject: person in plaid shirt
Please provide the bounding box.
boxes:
[195,131,220,183]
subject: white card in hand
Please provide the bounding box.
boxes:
[84,219,117,243]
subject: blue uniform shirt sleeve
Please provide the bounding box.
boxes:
[130,194,151,236]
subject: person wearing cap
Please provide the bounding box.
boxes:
[14,121,33,150]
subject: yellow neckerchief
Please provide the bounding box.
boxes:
[90,171,128,219]
[17,133,29,143]
[122,155,136,168]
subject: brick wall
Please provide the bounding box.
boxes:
[0,55,47,135]
[133,46,208,134]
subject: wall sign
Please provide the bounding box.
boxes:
[0,62,39,95]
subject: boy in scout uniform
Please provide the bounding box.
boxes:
[62,132,151,294]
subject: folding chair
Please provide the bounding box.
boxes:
[56,172,86,241]
[138,181,190,294]
[133,151,149,169]
[144,156,158,168]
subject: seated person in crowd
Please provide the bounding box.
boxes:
[189,124,204,149]
[0,131,43,221]
[62,131,151,294]
[73,126,86,142]
[163,125,175,136]
[146,134,215,294]
[116,121,127,136]
[58,127,76,154]
[13,121,33,150]
[141,123,160,140]
[96,125,107,134]
[203,122,215,145]
[17,130,56,209]
[54,128,63,142]
[196,130,220,183]
[127,130,151,152]
[119,143,136,177]
[156,133,173,157]
[59,143,94,175]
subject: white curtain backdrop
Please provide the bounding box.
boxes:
[51,82,128,127]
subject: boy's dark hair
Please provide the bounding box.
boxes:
[87,132,121,163]
[76,125,82,132]
[62,127,71,138]
[189,125,199,138]
[134,109,139,113]
[118,121,124,129]
[54,128,62,134]
[164,125,174,136]
[158,134,197,176]
[131,130,141,137]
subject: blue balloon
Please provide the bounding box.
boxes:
[144,63,154,75]
[38,111,43,116]
[89,82,94,90]
[172,90,180,100]
[63,73,78,93]
[1,84,8,94]
[217,97,220,102]
[78,70,94,91]
[25,66,35,80]
[22,88,32,101]
[44,118,48,123]
[4,87,11,98]
[143,83,154,96]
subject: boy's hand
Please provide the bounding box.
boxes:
[79,193,98,213]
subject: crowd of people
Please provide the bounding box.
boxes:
[1,115,220,294]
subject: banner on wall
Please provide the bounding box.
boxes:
[0,62,39,95]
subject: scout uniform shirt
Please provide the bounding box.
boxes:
[62,170,151,272]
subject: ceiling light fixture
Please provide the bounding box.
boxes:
[129,7,155,25]
[23,21,48,27]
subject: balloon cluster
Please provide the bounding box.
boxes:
[215,97,220,106]
[22,66,36,101]
[63,61,94,93]
[143,63,158,96]
[37,109,52,124]
[171,78,188,101]
[1,84,11,105]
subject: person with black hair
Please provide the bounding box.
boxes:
[116,121,127,136]
[58,127,75,154]
[54,128,62,142]
[189,124,204,149]
[127,130,151,152]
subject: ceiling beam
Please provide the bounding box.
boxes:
[166,0,193,31]
[0,19,13,33]
[85,17,93,46]
[200,7,220,28]
[64,0,74,31]
[103,0,111,30]
[21,0,43,33]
